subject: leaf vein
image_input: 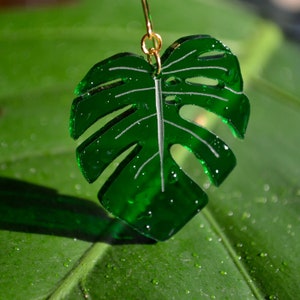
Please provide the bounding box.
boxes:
[163,91,228,102]
[109,66,150,73]
[115,113,156,140]
[202,209,264,299]
[162,49,197,71]
[224,86,243,95]
[163,66,228,75]
[115,86,155,98]
[164,120,219,158]
[134,152,159,180]
[155,78,165,192]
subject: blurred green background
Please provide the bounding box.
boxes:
[0,0,299,299]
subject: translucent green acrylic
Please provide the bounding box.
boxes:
[70,35,250,241]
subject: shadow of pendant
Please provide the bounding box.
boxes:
[0,177,155,245]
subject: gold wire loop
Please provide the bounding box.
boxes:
[141,0,162,75]
[141,32,162,55]
[152,50,162,75]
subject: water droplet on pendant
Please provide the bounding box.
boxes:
[138,210,153,221]
[168,170,178,184]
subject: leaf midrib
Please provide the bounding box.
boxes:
[47,242,111,300]
[202,208,264,299]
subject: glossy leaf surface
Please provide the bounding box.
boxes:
[70,35,249,240]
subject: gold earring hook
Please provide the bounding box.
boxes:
[141,0,153,37]
[141,0,162,75]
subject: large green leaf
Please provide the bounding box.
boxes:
[0,0,299,299]
[70,35,249,241]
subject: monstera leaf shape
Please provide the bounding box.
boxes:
[70,35,250,241]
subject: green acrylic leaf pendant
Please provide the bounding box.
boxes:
[70,35,250,241]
